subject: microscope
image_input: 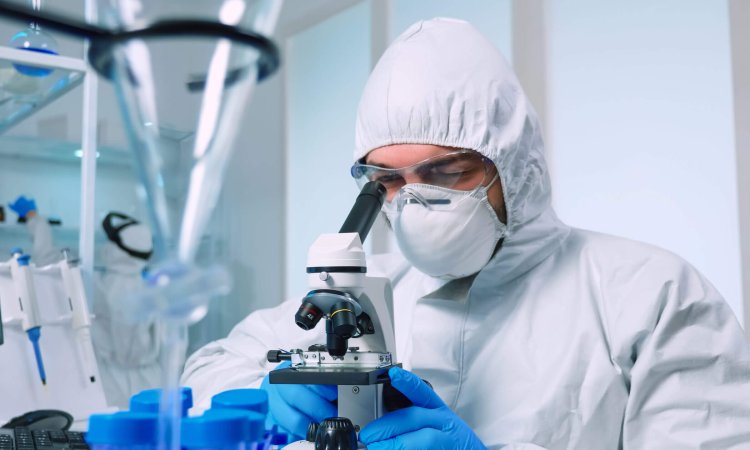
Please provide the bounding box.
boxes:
[268,181,410,450]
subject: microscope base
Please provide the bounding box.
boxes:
[269,365,397,385]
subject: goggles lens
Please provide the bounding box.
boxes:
[351,150,493,200]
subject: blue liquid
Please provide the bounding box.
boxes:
[13,47,58,77]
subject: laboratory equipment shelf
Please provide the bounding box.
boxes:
[0,45,86,133]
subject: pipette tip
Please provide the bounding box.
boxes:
[27,328,47,387]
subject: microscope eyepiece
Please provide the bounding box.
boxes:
[295,301,324,330]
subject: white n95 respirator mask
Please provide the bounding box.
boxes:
[383,175,506,280]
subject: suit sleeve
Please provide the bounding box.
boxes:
[181,297,325,411]
[27,215,59,266]
[610,257,750,449]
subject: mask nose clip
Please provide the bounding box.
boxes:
[397,187,451,212]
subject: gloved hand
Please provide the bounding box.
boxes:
[360,367,487,450]
[260,361,338,440]
[8,196,37,219]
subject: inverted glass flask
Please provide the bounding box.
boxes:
[95,1,282,449]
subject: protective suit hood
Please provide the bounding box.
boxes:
[355,18,568,283]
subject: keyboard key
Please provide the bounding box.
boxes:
[48,431,68,443]
[66,431,85,443]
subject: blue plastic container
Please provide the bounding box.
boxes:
[86,412,158,450]
[129,387,193,417]
[181,410,250,450]
[211,389,269,416]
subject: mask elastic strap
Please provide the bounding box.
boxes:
[481,172,500,192]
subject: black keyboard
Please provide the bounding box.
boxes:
[0,428,88,450]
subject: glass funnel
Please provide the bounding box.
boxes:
[97,1,282,448]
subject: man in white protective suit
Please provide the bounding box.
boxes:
[181,18,750,449]
[94,212,162,409]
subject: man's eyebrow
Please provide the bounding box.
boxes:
[363,158,395,169]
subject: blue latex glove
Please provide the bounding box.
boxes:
[8,196,37,219]
[260,361,338,440]
[360,367,487,450]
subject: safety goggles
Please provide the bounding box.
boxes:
[350,150,495,200]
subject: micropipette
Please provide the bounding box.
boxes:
[9,248,46,385]
[58,249,97,384]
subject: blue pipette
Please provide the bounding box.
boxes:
[26,326,46,385]
[10,249,47,385]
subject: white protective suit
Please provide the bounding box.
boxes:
[182,18,750,449]
[92,224,161,409]
[26,214,62,267]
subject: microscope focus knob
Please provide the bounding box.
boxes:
[306,422,319,442]
[314,417,357,450]
[266,350,292,363]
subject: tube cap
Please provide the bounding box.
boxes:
[129,387,193,416]
[211,389,269,415]
[85,412,158,446]
[204,409,265,443]
[181,410,249,448]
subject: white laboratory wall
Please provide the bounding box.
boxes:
[285,1,372,299]
[547,0,744,322]
[730,0,750,331]
[93,163,143,223]
[391,0,513,61]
